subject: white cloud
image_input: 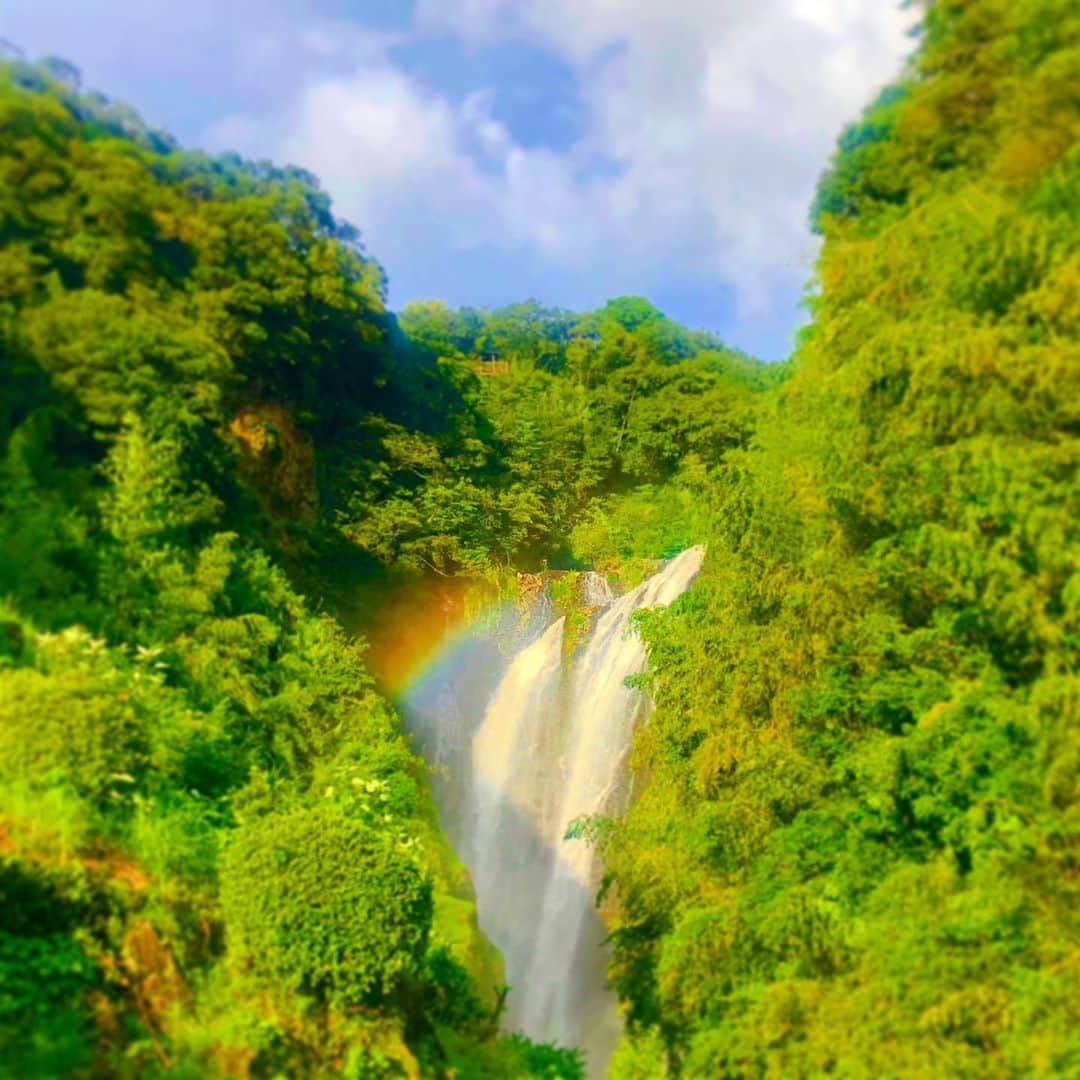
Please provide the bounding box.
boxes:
[205,2,916,353]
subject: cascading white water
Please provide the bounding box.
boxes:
[401,547,705,1075]
[467,616,567,974]
[517,546,705,1062]
[579,570,616,609]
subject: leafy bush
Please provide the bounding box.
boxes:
[221,800,433,1006]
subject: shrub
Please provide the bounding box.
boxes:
[221,800,432,1006]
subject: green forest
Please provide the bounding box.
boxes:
[0,0,1077,1076]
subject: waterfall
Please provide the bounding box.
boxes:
[516,546,705,1061]
[467,616,567,971]
[579,570,616,608]
[401,546,705,1074]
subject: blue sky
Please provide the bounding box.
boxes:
[3,0,914,359]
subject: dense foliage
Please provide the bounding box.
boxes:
[596,1,1080,1075]
[341,296,766,577]
[0,53,583,1078]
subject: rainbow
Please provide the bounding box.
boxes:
[362,576,506,702]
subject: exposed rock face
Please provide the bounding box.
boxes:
[229,404,318,524]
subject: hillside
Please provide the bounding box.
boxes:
[597,1,1080,1075]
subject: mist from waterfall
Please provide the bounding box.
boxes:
[401,547,705,1074]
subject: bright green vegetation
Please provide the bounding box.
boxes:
[595,2,1080,1076]
[0,54,587,1078]
[0,0,1077,1076]
[344,294,766,578]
